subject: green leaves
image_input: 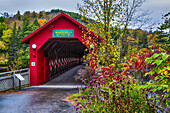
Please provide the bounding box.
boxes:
[161,52,169,61]
[144,71,154,77]
[154,76,159,80]
[145,57,151,63]
[152,53,159,58]
[146,52,169,68]
[154,59,163,66]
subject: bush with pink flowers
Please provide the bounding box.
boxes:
[71,46,170,112]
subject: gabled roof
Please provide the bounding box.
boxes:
[21,12,102,43]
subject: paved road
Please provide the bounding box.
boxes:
[45,65,84,85]
[0,88,78,113]
[0,65,84,113]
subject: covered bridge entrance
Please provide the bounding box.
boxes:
[21,12,101,86]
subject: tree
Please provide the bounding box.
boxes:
[0,41,6,50]
[8,22,18,64]
[3,12,9,18]
[22,16,29,22]
[155,12,170,53]
[14,10,22,20]
[0,16,5,22]
[16,10,21,20]
[0,22,7,36]
[119,0,153,62]
[141,33,148,48]
[78,0,153,66]
[50,9,60,13]
[24,11,31,17]
[38,11,44,18]
[17,20,40,68]
[78,0,122,66]
[18,18,29,57]
[33,19,40,27]
[1,29,13,45]
[31,11,37,18]
[19,19,29,39]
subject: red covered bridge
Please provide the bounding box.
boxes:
[21,12,101,86]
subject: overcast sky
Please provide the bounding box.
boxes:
[0,0,82,14]
[0,0,169,29]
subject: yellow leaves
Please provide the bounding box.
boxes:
[164,71,168,75]
[159,66,170,77]
[0,41,6,49]
[107,43,110,46]
[0,59,8,65]
[167,66,170,70]
[38,19,46,26]
[110,63,115,67]
[0,22,7,31]
[1,29,13,43]
[9,21,22,29]
[120,33,123,37]
[147,34,152,40]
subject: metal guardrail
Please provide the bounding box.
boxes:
[0,68,30,92]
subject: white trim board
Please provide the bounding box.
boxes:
[31,85,85,89]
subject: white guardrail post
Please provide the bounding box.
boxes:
[13,71,15,90]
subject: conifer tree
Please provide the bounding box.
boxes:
[8,22,17,64]
[155,12,170,52]
[142,33,148,48]
[0,16,5,22]
[39,11,44,18]
[33,19,40,27]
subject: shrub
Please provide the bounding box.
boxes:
[71,46,170,112]
[75,66,93,85]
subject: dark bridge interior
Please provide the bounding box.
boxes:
[43,38,88,79]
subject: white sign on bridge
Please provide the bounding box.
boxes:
[15,74,25,81]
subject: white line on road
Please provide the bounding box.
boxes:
[31,85,86,89]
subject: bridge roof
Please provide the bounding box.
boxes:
[21,12,102,43]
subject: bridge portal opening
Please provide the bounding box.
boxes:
[43,38,88,80]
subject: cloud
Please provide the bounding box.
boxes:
[141,0,170,24]
[143,0,170,11]
[0,0,82,14]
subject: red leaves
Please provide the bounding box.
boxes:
[152,45,155,49]
[141,66,147,73]
[114,69,119,74]
[137,60,141,65]
[101,66,113,70]
[93,76,99,79]
[128,59,131,62]
[101,67,108,70]
[121,67,129,76]
[129,55,132,58]
[124,64,129,67]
